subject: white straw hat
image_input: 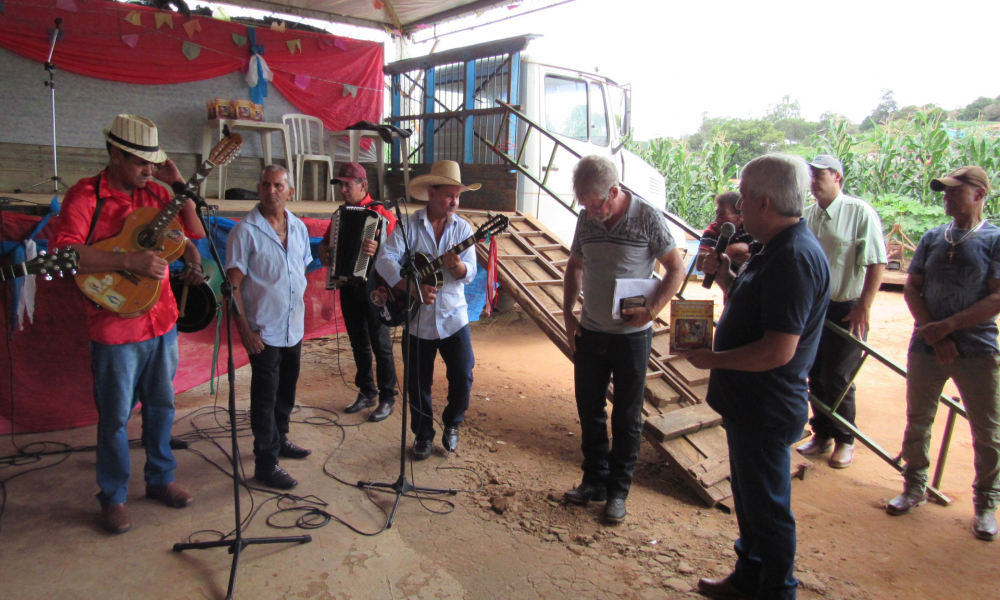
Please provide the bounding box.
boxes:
[103,114,168,163]
[408,160,481,200]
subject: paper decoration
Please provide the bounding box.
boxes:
[373,0,384,9]
[343,85,358,98]
[183,19,201,38]
[333,37,348,51]
[214,7,231,21]
[155,13,173,29]
[294,74,310,91]
[286,39,301,55]
[121,34,139,49]
[124,11,142,26]
[270,21,286,32]
[232,33,247,47]
[182,41,201,60]
[55,0,77,12]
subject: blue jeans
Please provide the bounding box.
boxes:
[248,341,302,471]
[724,417,803,600]
[91,328,179,506]
[573,326,652,499]
[402,325,474,442]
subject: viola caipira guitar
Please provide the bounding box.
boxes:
[75,132,242,318]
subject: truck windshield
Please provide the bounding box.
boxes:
[544,76,588,141]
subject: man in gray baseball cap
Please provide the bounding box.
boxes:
[798,154,887,469]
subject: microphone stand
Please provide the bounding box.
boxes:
[171,190,310,600]
[15,18,67,194]
[356,198,456,528]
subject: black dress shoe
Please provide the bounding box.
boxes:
[563,482,607,505]
[413,439,432,460]
[604,497,627,524]
[442,426,459,452]
[697,575,751,600]
[253,465,298,490]
[345,393,377,414]
[368,401,394,422]
[279,439,312,459]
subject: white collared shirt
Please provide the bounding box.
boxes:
[226,205,313,347]
[375,208,477,340]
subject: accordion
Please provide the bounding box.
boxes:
[325,206,384,289]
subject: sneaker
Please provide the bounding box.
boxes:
[973,510,998,541]
[797,436,833,456]
[829,442,855,469]
[886,487,927,516]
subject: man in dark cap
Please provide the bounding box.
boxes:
[319,162,398,422]
[889,166,1000,542]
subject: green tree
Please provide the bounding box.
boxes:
[860,89,898,132]
[716,119,785,168]
[773,118,817,142]
[956,96,995,121]
[765,95,801,122]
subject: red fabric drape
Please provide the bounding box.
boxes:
[0,0,383,132]
[0,215,345,434]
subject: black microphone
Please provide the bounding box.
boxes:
[172,181,209,209]
[702,221,736,289]
[368,198,402,210]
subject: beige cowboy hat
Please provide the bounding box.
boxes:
[408,160,481,200]
[103,114,168,163]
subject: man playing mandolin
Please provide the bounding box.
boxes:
[51,114,205,534]
[374,161,480,460]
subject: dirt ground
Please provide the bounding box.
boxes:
[1,284,998,599]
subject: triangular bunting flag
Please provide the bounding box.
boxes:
[343,85,358,98]
[294,74,310,90]
[214,7,231,21]
[286,39,301,55]
[270,21,286,32]
[182,41,201,60]
[373,0,385,10]
[232,33,247,47]
[333,37,348,51]
[121,34,139,49]
[183,19,201,38]
[55,0,77,12]
[124,11,142,26]
[155,13,173,29]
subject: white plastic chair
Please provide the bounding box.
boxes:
[281,113,334,201]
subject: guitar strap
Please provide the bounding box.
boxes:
[86,175,107,245]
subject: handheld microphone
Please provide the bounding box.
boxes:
[368,198,402,210]
[702,221,736,289]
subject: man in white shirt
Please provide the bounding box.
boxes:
[226,165,315,489]
[375,161,481,460]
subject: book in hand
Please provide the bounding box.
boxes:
[669,299,714,354]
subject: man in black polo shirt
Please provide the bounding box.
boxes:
[686,154,830,600]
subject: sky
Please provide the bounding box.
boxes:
[216,0,1000,141]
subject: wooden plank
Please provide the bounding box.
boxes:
[645,404,723,442]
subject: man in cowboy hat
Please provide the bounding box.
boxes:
[375,160,481,459]
[561,155,686,524]
[50,114,206,534]
[319,162,398,422]
[889,166,1000,542]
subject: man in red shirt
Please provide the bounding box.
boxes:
[319,162,399,422]
[50,115,205,534]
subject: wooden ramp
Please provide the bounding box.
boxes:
[464,210,732,507]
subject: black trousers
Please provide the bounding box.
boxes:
[808,299,862,444]
[573,326,652,499]
[401,325,474,442]
[248,341,302,470]
[340,282,398,402]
